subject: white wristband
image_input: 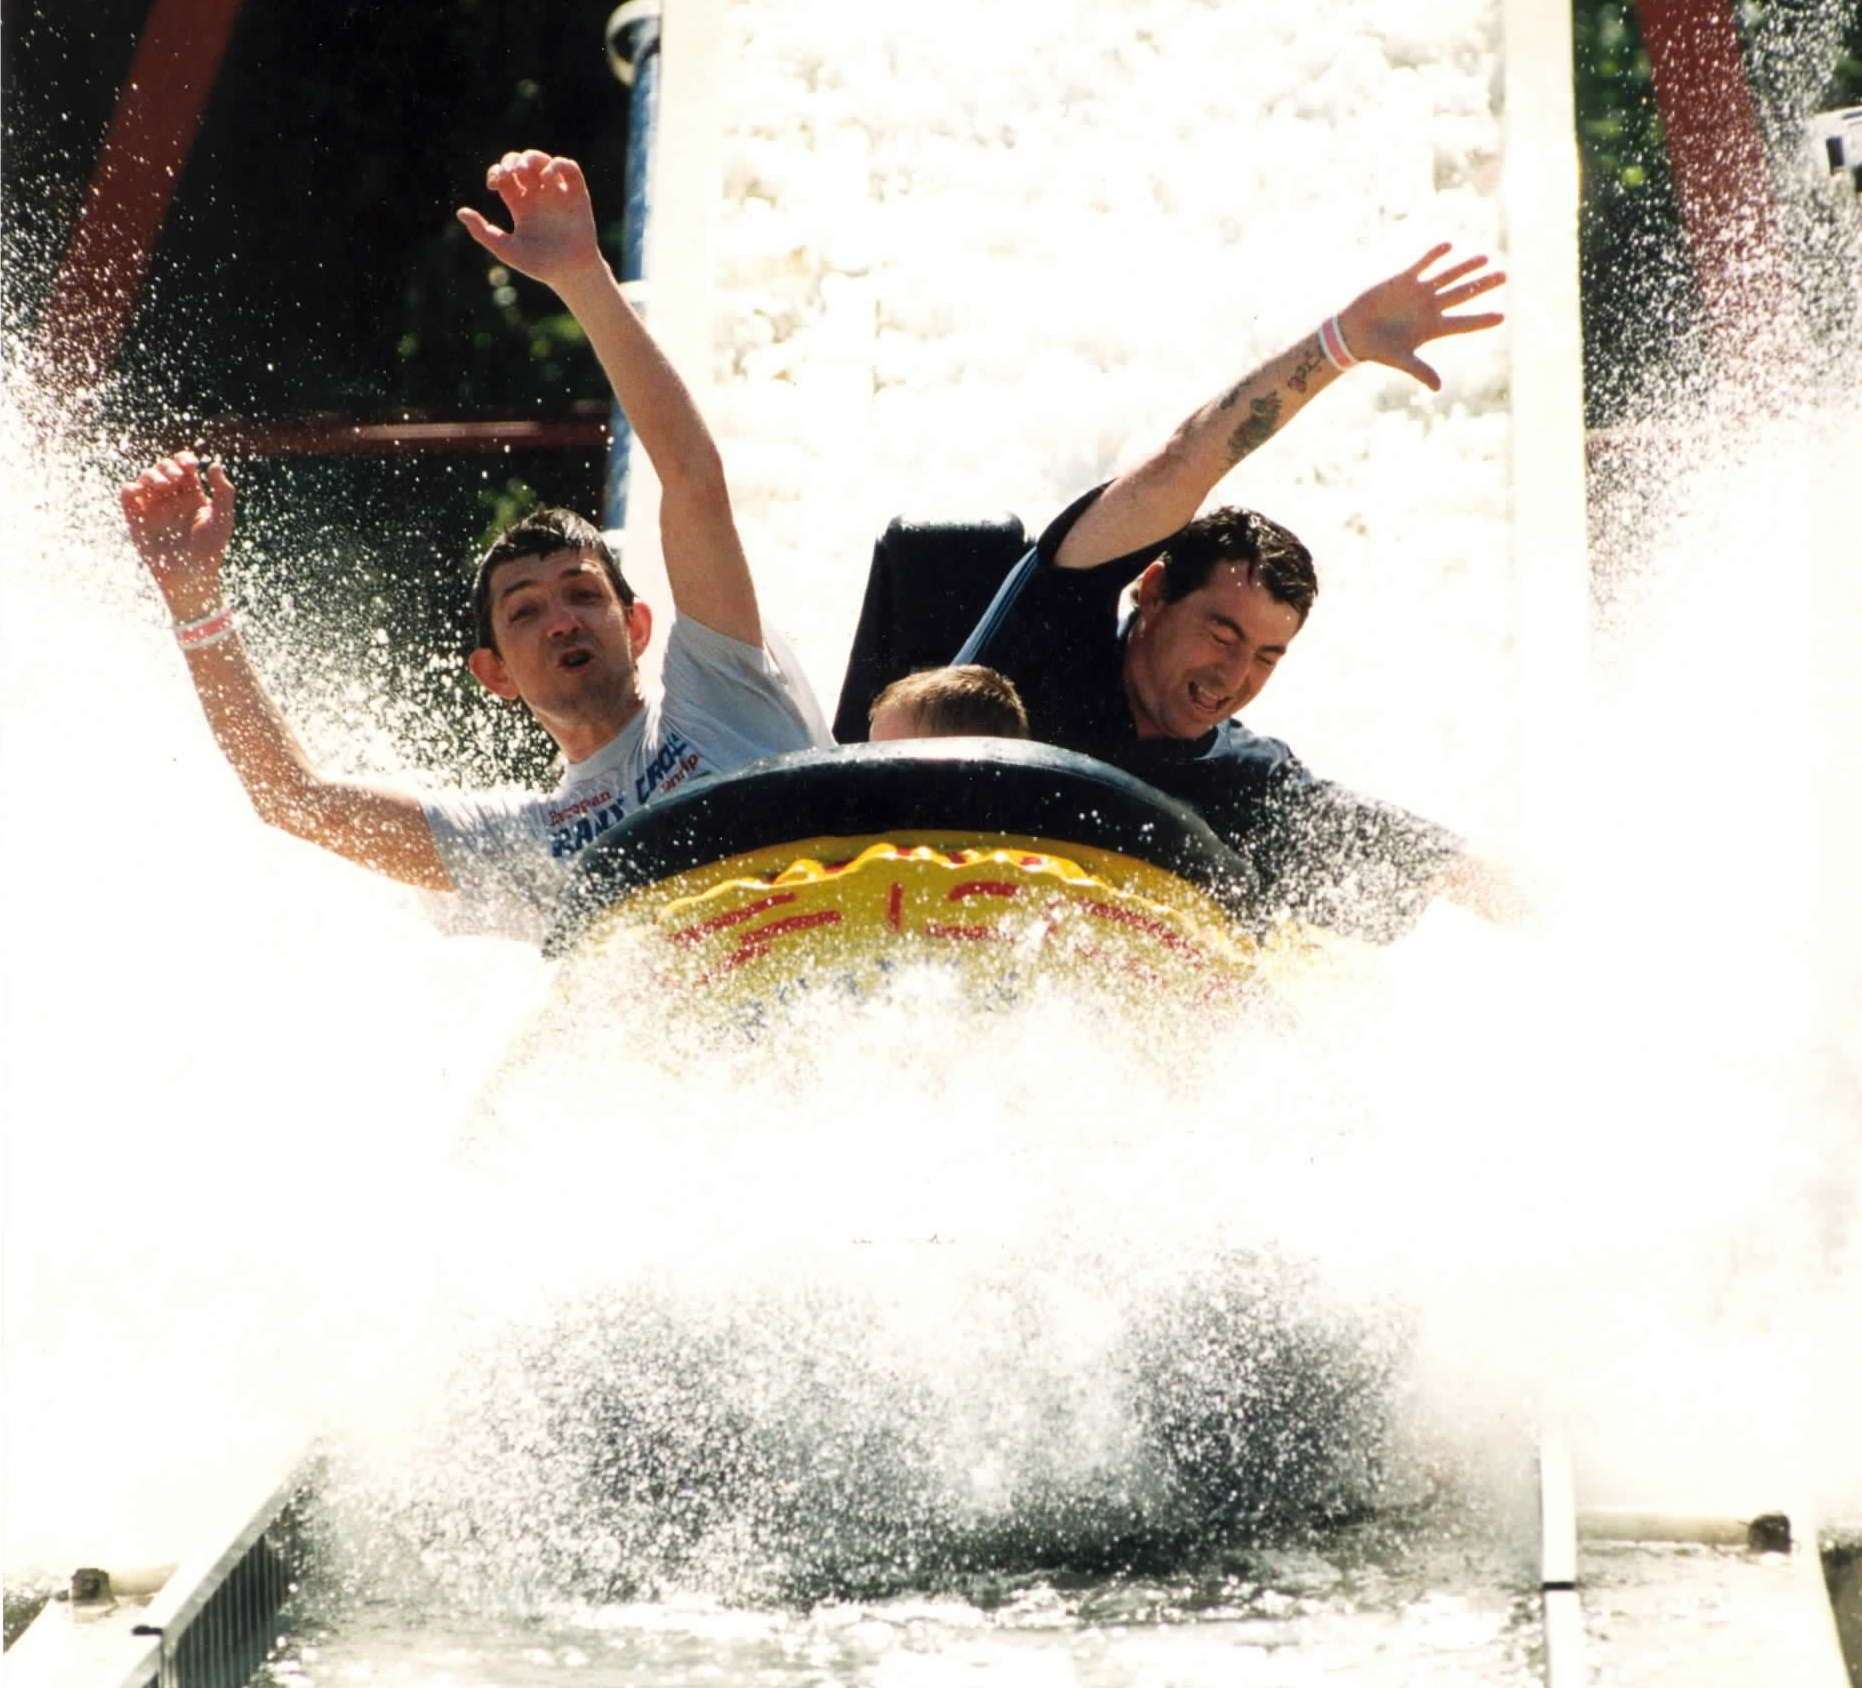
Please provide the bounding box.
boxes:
[175,603,237,651]
[1319,314,1359,372]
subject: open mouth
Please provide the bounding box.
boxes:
[558,650,594,670]
[1186,680,1227,716]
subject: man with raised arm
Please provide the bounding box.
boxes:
[963,246,1521,935]
[122,151,825,945]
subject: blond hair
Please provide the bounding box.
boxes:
[868,664,1029,738]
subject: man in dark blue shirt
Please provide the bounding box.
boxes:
[965,244,1519,937]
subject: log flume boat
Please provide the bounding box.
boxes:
[547,739,1276,1007]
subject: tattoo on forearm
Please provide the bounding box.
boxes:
[1286,336,1326,394]
[1226,392,1282,462]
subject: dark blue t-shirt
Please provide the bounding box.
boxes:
[968,484,1460,939]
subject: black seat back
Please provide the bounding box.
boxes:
[831,513,1029,743]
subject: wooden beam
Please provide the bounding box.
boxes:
[39,0,249,388]
[1634,0,1783,345]
[198,416,611,458]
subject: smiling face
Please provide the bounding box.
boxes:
[466,547,652,760]
[1122,559,1305,740]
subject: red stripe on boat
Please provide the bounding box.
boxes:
[668,892,797,944]
[717,909,845,972]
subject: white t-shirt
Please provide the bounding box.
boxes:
[423,615,828,944]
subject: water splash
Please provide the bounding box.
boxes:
[3,0,1858,1642]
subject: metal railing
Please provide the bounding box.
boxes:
[6,1462,311,1688]
[140,1468,307,1688]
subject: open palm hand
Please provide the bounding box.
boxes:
[1337,245,1506,391]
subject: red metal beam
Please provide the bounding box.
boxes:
[1633,0,1783,345]
[39,0,249,389]
[199,417,611,457]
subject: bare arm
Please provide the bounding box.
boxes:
[458,151,760,647]
[1433,851,1533,927]
[1054,245,1506,570]
[120,454,452,890]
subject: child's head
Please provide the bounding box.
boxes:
[867,665,1030,741]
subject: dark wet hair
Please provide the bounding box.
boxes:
[1157,506,1317,623]
[471,507,633,653]
[869,664,1030,738]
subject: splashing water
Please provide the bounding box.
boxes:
[3,0,1859,1668]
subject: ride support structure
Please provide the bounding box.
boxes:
[36,0,249,393]
[1630,0,1794,350]
[600,0,665,532]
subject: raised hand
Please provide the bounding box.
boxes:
[456,151,604,292]
[120,451,235,620]
[1336,245,1506,392]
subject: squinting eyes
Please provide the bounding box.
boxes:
[505,590,605,622]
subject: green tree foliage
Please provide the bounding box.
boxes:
[1572,0,1697,421]
[3,0,632,429]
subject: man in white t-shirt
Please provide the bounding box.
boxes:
[121,151,826,945]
